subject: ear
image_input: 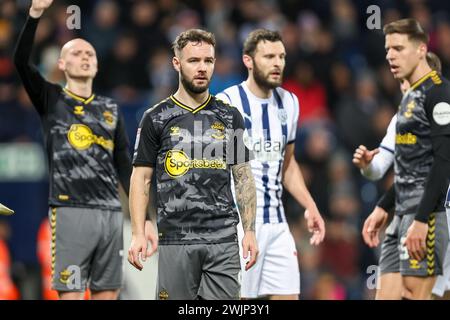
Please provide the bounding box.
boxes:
[57,58,65,72]
[418,43,427,60]
[172,56,180,72]
[243,54,253,70]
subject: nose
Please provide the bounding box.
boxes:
[386,49,394,62]
[274,56,282,67]
[198,61,207,72]
[82,52,91,60]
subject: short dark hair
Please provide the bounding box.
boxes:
[383,18,429,44]
[426,52,442,73]
[172,29,216,55]
[243,29,283,57]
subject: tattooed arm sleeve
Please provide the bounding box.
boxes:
[232,162,257,232]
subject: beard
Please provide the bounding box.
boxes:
[253,62,283,90]
[180,67,210,94]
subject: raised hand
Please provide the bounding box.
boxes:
[30,0,54,18]
[352,145,380,170]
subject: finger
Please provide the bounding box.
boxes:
[367,219,380,247]
[242,242,249,260]
[407,238,419,261]
[363,218,377,247]
[359,145,367,152]
[318,220,326,242]
[128,248,142,270]
[417,240,426,261]
[373,231,380,247]
[310,232,321,246]
[372,148,380,155]
[132,248,143,270]
[368,231,377,248]
[412,240,422,261]
[245,247,258,271]
[127,249,134,265]
[141,242,148,262]
[147,238,158,256]
[311,225,324,245]
[362,220,371,246]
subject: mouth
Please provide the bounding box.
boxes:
[81,64,90,70]
[389,64,400,74]
[269,71,281,78]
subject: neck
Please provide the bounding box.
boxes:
[245,74,272,99]
[65,78,93,98]
[173,83,209,109]
[407,59,432,86]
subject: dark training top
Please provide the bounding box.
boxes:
[133,95,252,244]
[395,71,450,222]
[14,16,132,210]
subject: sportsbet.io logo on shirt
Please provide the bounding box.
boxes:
[164,150,226,178]
[67,124,114,151]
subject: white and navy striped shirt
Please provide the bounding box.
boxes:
[217,81,299,224]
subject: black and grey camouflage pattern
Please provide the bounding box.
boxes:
[395,75,442,215]
[134,96,251,245]
[42,92,122,209]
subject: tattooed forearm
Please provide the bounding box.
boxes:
[232,162,256,232]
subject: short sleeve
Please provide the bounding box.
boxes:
[379,114,396,153]
[215,92,232,105]
[132,111,160,167]
[425,82,450,137]
[288,93,300,144]
[227,108,253,165]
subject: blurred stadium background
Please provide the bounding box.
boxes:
[1,0,450,300]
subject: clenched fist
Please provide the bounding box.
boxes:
[30,0,54,18]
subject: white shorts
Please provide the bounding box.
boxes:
[238,222,300,298]
[432,208,450,297]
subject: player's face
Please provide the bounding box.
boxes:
[177,41,215,94]
[251,40,286,89]
[59,39,98,80]
[385,33,422,80]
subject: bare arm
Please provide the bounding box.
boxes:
[232,161,258,270]
[232,162,256,232]
[282,144,325,244]
[129,166,153,235]
[283,144,317,212]
[128,166,157,270]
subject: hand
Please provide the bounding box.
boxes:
[128,234,147,271]
[352,145,380,170]
[144,220,158,256]
[304,208,325,245]
[242,231,258,271]
[405,220,428,261]
[30,0,54,18]
[362,206,388,247]
[128,222,158,271]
